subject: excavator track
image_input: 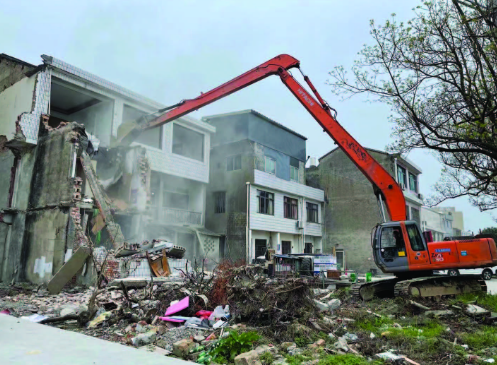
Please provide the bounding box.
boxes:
[352,275,486,301]
[394,275,487,298]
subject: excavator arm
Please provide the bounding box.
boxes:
[118,54,406,221]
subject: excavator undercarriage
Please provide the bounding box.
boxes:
[351,275,487,301]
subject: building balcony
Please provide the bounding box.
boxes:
[149,207,202,226]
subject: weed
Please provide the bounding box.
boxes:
[318,354,383,365]
[260,352,275,365]
[462,326,497,350]
[451,292,497,312]
[390,320,444,339]
[294,336,309,347]
[353,316,394,334]
[209,330,260,363]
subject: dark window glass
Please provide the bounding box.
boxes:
[379,226,406,258]
[284,197,298,219]
[406,224,425,251]
[172,124,204,162]
[282,241,291,254]
[397,165,407,187]
[214,192,226,213]
[409,173,417,192]
[304,242,313,254]
[257,190,274,215]
[306,202,318,223]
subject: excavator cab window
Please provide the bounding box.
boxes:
[406,224,426,251]
[380,227,406,259]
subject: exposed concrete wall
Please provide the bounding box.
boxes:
[0,56,35,92]
[69,101,114,147]
[0,150,15,208]
[206,140,255,261]
[312,149,395,272]
[0,74,37,139]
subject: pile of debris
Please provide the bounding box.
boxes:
[3,267,497,365]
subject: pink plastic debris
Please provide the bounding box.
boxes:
[159,317,185,323]
[165,296,189,316]
[0,309,11,315]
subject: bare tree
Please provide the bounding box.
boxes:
[329,0,497,211]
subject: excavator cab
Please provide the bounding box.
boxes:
[372,221,429,274]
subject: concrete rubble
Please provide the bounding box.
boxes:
[2,265,497,365]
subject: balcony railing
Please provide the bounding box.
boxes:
[149,207,202,226]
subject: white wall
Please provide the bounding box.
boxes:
[143,120,211,183]
[69,100,114,147]
[0,74,37,138]
[249,185,323,237]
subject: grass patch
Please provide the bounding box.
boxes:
[260,352,275,365]
[318,354,383,365]
[353,316,394,334]
[389,320,444,339]
[285,349,316,365]
[451,292,497,312]
[462,326,497,350]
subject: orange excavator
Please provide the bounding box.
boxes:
[118,54,497,300]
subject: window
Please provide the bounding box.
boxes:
[406,224,425,251]
[227,155,242,171]
[265,156,276,175]
[214,192,226,213]
[290,166,299,182]
[397,165,407,188]
[306,202,319,223]
[409,173,417,192]
[172,124,204,162]
[380,226,406,258]
[282,241,291,254]
[257,190,274,215]
[164,192,189,210]
[284,197,298,219]
[304,242,313,254]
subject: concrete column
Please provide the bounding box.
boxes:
[247,229,252,262]
[111,98,124,138]
[276,232,281,254]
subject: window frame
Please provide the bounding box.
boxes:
[408,172,418,192]
[214,191,226,214]
[306,202,319,223]
[257,189,274,215]
[227,154,242,171]
[172,124,205,162]
[284,196,298,220]
[397,165,407,188]
[290,166,299,182]
[265,156,276,175]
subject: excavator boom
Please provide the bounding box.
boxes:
[118,54,406,221]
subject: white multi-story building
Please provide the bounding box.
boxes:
[421,206,467,240]
[203,110,325,262]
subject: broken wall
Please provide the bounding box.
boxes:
[0,74,37,139]
[0,55,36,92]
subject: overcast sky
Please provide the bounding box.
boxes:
[1,0,495,232]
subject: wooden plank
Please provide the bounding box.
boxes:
[48,246,91,294]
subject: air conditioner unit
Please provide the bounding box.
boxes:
[418,193,424,200]
[296,220,304,229]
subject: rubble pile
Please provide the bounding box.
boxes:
[225,265,318,326]
[2,272,497,365]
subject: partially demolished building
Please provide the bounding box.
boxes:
[0,53,218,284]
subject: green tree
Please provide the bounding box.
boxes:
[329,0,497,211]
[481,226,497,240]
